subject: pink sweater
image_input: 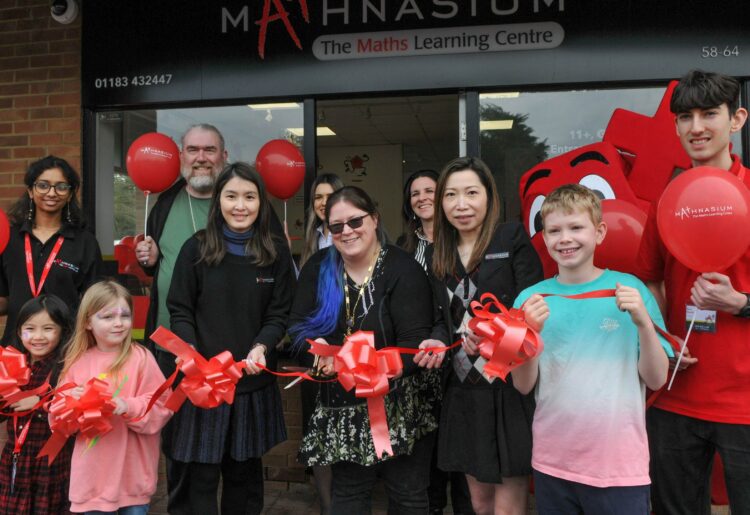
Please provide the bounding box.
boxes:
[52,345,172,513]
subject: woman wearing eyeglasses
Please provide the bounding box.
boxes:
[0,155,102,345]
[288,186,441,514]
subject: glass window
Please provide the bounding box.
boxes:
[94,103,304,255]
[479,87,743,223]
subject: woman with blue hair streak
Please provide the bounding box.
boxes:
[288,186,441,514]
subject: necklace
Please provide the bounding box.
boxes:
[343,248,380,336]
[186,191,197,233]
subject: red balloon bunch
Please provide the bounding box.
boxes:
[0,208,10,255]
[255,140,305,200]
[126,132,181,194]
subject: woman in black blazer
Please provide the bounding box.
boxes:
[429,156,543,515]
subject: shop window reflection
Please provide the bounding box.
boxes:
[479,87,744,223]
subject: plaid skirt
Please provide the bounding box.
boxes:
[163,382,287,463]
[0,412,73,515]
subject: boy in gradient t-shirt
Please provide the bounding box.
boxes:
[512,184,672,514]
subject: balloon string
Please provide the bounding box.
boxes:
[143,192,150,238]
[667,308,697,391]
[283,200,287,227]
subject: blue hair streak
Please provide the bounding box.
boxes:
[290,246,344,352]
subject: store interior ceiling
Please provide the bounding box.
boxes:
[316,94,459,174]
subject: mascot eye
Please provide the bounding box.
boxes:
[579,175,616,200]
[528,195,545,237]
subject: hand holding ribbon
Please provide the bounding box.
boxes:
[307,331,403,458]
[38,378,115,464]
[467,293,544,381]
[0,346,31,406]
[150,327,247,411]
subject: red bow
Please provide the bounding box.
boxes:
[468,293,544,381]
[38,378,115,464]
[0,346,30,405]
[308,331,403,458]
[151,327,247,411]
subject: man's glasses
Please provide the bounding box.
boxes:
[33,181,72,195]
[328,214,370,235]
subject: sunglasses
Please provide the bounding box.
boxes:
[328,214,370,235]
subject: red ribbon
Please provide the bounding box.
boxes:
[0,347,31,404]
[307,331,403,458]
[38,378,115,464]
[468,293,544,381]
[150,327,246,411]
[515,288,682,406]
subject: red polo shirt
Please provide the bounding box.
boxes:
[638,154,750,423]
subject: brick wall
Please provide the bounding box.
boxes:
[0,0,81,212]
[0,2,306,482]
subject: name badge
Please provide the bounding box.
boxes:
[256,277,275,284]
[485,252,509,260]
[686,305,717,333]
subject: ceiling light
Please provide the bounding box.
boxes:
[480,92,520,99]
[480,120,514,131]
[286,127,336,137]
[248,102,301,110]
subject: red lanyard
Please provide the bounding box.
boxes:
[24,234,64,298]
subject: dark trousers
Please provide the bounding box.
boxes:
[427,441,474,514]
[533,470,650,515]
[330,433,434,515]
[166,456,264,515]
[647,408,750,515]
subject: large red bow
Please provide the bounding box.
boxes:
[151,327,246,411]
[38,378,114,464]
[468,293,544,381]
[308,331,403,458]
[0,346,30,404]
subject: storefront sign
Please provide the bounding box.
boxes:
[312,22,564,60]
[82,0,749,108]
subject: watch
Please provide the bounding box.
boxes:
[737,293,750,319]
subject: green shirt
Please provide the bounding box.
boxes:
[156,188,210,331]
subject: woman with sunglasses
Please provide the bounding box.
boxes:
[0,155,102,345]
[289,186,441,514]
[430,157,542,515]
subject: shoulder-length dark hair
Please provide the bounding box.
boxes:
[290,186,385,351]
[400,169,438,254]
[8,155,84,228]
[300,173,344,267]
[198,162,278,266]
[14,294,74,384]
[432,156,501,279]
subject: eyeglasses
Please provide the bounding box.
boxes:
[328,214,370,235]
[33,181,72,195]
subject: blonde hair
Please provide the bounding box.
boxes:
[59,280,137,383]
[541,183,602,229]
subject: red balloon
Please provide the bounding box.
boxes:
[595,199,647,275]
[126,132,180,194]
[0,208,9,255]
[255,140,305,200]
[657,166,750,272]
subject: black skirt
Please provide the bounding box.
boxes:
[437,378,534,483]
[164,382,287,463]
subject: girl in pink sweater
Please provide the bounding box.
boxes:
[54,280,172,514]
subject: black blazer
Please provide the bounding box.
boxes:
[428,221,544,343]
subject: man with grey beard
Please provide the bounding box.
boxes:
[136,123,228,373]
